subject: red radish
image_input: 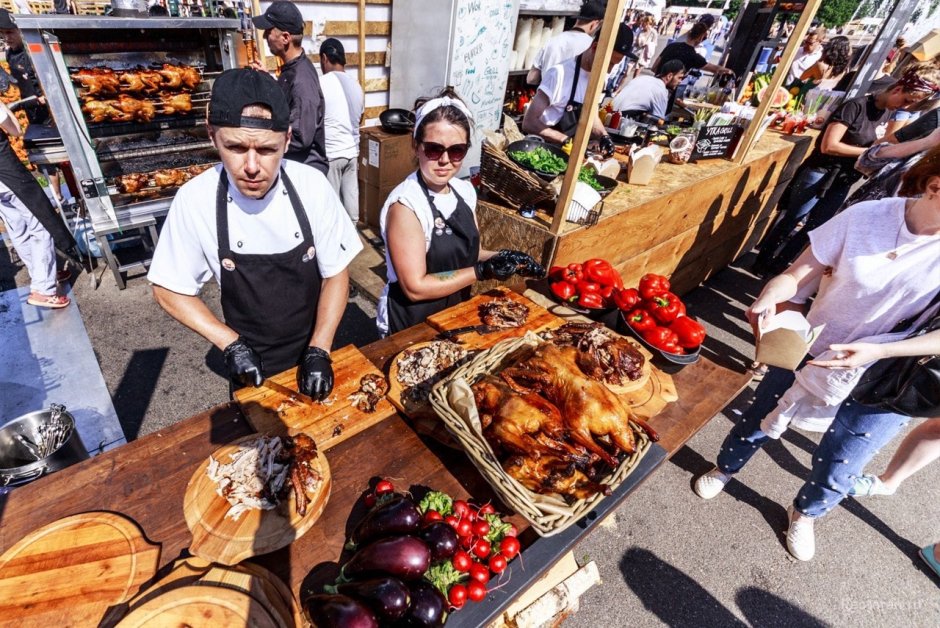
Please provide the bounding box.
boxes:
[375,480,394,495]
[423,510,443,525]
[489,553,508,574]
[472,520,490,538]
[505,524,518,537]
[453,500,471,519]
[456,519,473,538]
[459,535,475,550]
[444,515,459,528]
[364,493,376,508]
[472,538,491,559]
[469,562,490,584]
[500,536,520,559]
[448,584,467,609]
[478,503,495,515]
[452,551,472,572]
[467,580,487,602]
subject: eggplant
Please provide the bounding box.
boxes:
[348,496,422,549]
[304,594,378,628]
[333,577,411,621]
[342,535,432,581]
[418,522,459,562]
[397,581,448,628]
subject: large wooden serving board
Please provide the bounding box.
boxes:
[115,585,280,628]
[183,435,332,566]
[425,288,564,350]
[0,512,160,627]
[234,344,396,449]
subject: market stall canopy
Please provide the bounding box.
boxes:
[630,0,665,21]
[909,28,940,61]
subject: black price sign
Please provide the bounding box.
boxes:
[691,125,744,160]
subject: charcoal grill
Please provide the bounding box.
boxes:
[17,15,245,288]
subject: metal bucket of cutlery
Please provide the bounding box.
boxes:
[0,405,89,487]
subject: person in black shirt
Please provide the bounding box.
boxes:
[752,68,940,276]
[251,1,329,175]
[652,22,732,76]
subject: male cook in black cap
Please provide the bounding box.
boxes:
[251,1,329,175]
[147,69,361,398]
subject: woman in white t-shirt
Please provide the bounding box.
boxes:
[692,147,940,561]
[377,89,544,336]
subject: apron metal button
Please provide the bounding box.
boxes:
[227,196,233,203]
[221,258,236,271]
[237,241,243,248]
[302,246,316,262]
[295,232,300,239]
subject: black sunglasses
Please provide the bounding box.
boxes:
[421,141,469,162]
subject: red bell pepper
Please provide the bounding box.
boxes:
[549,265,582,283]
[550,279,577,302]
[548,266,567,282]
[642,326,683,354]
[566,263,584,282]
[599,284,615,303]
[578,291,605,309]
[670,316,706,349]
[612,288,640,313]
[577,280,602,296]
[625,308,655,332]
[644,291,686,324]
[583,258,620,288]
[638,273,671,300]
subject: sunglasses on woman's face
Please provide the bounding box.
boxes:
[421,142,469,162]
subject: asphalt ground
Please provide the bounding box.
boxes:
[3,238,937,626]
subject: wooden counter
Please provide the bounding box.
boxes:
[0,322,750,625]
[478,130,815,296]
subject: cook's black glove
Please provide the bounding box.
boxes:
[500,249,546,279]
[298,346,333,401]
[223,337,263,388]
[475,250,519,281]
[599,134,615,158]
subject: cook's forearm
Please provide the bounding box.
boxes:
[310,271,349,352]
[152,285,238,350]
[400,268,477,302]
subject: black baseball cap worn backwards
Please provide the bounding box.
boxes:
[208,69,291,132]
[0,9,17,30]
[252,1,304,35]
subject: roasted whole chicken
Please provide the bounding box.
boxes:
[502,344,637,467]
[118,173,149,194]
[71,67,121,96]
[153,168,189,188]
[82,95,156,123]
[119,69,163,94]
[504,454,610,500]
[159,93,192,115]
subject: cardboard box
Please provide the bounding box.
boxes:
[626,145,662,185]
[359,180,398,229]
[358,127,416,188]
[755,311,826,371]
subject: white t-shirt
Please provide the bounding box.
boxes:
[612,75,669,118]
[375,172,477,334]
[538,58,590,127]
[806,196,940,356]
[147,161,362,296]
[787,48,822,84]
[532,30,593,73]
[320,71,364,160]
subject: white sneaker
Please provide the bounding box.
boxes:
[694,467,732,499]
[786,505,815,561]
[849,473,895,497]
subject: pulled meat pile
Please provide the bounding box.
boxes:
[479,298,529,328]
[541,322,645,386]
[348,374,389,413]
[396,341,470,404]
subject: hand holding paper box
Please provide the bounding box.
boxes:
[755,311,826,371]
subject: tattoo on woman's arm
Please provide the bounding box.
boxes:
[432,270,457,281]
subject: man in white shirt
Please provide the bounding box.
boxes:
[147,69,362,398]
[787,31,822,84]
[613,59,686,119]
[526,0,606,87]
[523,22,635,153]
[319,37,365,222]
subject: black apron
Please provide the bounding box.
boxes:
[386,174,480,335]
[0,139,76,254]
[551,55,584,139]
[216,168,322,378]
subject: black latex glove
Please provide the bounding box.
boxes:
[475,250,519,281]
[599,134,615,158]
[223,337,263,388]
[298,346,333,401]
[499,249,546,279]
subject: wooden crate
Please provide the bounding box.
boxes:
[75,0,111,14]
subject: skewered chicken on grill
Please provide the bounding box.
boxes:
[153,168,189,188]
[157,64,202,91]
[113,94,156,123]
[159,93,192,115]
[118,173,149,194]
[504,453,611,501]
[82,95,156,123]
[71,67,121,96]
[502,344,638,467]
[118,69,163,94]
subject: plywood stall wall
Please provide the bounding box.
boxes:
[260,0,392,123]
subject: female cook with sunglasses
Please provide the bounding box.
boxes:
[376,89,545,336]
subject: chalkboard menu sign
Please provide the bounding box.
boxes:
[691,125,744,161]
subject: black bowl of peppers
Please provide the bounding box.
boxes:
[546,259,621,323]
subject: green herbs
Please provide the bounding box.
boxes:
[418,491,453,517]
[509,146,567,175]
[577,167,603,191]
[665,125,684,136]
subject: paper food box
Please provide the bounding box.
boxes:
[755,311,826,371]
[626,145,662,185]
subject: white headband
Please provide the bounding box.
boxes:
[413,96,473,137]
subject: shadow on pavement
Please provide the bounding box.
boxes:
[112,348,169,441]
[619,547,747,627]
[736,587,829,627]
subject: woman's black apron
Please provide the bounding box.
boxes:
[551,55,584,138]
[386,174,480,335]
[215,168,322,378]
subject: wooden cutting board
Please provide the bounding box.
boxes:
[425,288,564,350]
[234,344,396,449]
[198,565,292,628]
[0,512,160,627]
[183,435,332,566]
[115,585,280,628]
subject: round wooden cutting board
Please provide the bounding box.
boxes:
[183,434,331,566]
[0,511,160,627]
[115,584,281,628]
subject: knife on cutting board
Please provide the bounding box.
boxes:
[437,324,500,342]
[262,379,318,405]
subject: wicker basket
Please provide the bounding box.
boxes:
[428,332,652,536]
[479,141,557,210]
